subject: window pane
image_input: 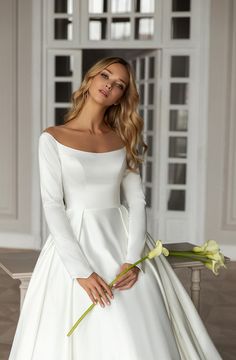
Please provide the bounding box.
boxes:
[171,17,190,39]
[171,56,189,77]
[168,190,185,211]
[148,83,154,105]
[89,0,106,13]
[136,0,155,13]
[89,18,107,40]
[54,18,73,40]
[145,187,152,207]
[170,83,188,104]
[169,137,187,158]
[55,56,73,76]
[111,0,131,13]
[168,164,186,184]
[139,58,145,79]
[139,108,144,119]
[111,18,131,40]
[169,110,188,131]
[135,17,154,40]
[147,109,153,130]
[172,0,191,12]
[131,59,137,77]
[147,135,153,156]
[55,82,72,102]
[146,161,152,182]
[149,56,155,78]
[139,84,145,104]
[55,0,73,14]
[55,108,69,125]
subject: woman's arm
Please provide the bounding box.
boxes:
[38,132,94,279]
[120,167,147,272]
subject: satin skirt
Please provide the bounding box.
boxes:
[9,206,222,360]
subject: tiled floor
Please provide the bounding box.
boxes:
[1,248,236,360]
[175,262,236,360]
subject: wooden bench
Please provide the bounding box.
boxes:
[0,250,40,310]
[0,243,230,312]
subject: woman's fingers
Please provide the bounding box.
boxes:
[88,274,114,307]
[79,277,108,308]
[98,277,114,300]
[91,286,105,307]
[117,278,137,290]
[115,270,136,287]
[87,289,98,305]
[114,266,140,289]
[95,284,111,306]
[115,273,132,285]
[79,269,139,305]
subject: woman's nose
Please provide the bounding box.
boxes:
[106,82,112,89]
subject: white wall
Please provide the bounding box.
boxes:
[0,0,41,249]
[205,0,236,259]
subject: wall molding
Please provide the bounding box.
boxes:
[0,233,41,249]
[222,0,236,230]
[0,0,17,219]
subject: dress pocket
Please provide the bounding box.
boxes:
[65,207,85,244]
[118,204,129,239]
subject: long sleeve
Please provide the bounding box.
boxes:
[120,166,147,272]
[38,133,94,279]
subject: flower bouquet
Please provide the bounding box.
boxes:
[67,232,227,337]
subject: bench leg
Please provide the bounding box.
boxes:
[191,268,201,312]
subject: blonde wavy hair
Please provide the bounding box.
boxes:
[64,56,147,172]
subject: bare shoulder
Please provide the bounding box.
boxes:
[42,125,68,141]
[42,125,64,136]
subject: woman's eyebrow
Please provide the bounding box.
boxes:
[103,69,127,85]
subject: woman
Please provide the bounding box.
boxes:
[9,57,222,359]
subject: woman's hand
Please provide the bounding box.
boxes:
[113,263,140,290]
[77,272,114,308]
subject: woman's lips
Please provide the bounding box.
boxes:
[99,89,108,97]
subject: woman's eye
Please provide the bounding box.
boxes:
[101,72,108,78]
[116,83,124,90]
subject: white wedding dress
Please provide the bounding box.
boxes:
[9,132,222,360]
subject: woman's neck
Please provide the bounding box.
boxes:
[67,99,110,134]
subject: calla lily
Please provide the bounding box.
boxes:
[206,252,226,267]
[147,240,169,259]
[169,239,227,277]
[193,240,219,254]
[204,260,223,275]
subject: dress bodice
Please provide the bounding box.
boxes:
[52,135,127,210]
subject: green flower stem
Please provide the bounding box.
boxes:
[67,255,149,337]
[168,251,208,262]
[67,303,96,337]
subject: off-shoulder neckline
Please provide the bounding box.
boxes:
[41,132,126,154]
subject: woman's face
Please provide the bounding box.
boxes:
[88,62,129,107]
